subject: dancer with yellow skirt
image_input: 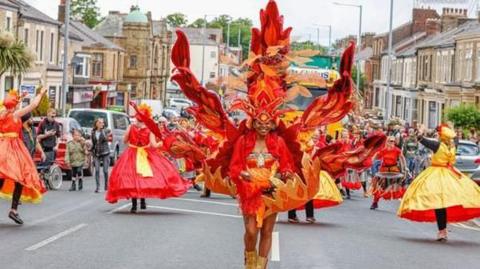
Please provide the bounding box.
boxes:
[398,124,480,241]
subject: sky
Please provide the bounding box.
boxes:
[25,0,477,46]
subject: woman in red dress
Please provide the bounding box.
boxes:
[106,104,190,213]
[0,88,47,224]
[370,136,406,210]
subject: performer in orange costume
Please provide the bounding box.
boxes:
[0,88,47,224]
[106,104,190,213]
[157,1,386,268]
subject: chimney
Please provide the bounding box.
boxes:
[58,0,66,23]
[441,7,468,32]
[426,18,440,36]
[109,11,120,15]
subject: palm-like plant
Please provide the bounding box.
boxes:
[0,31,34,78]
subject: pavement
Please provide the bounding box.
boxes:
[1,177,480,269]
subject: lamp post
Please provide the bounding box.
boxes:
[313,24,332,53]
[61,0,70,116]
[334,2,362,93]
[385,0,394,122]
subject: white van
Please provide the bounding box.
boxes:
[68,109,130,165]
[168,98,193,112]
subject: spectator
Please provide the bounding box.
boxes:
[91,118,110,193]
[37,108,60,162]
[21,112,46,161]
[66,129,87,191]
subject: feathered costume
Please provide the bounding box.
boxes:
[0,90,46,203]
[139,1,386,266]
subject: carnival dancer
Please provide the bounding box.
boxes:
[165,2,385,268]
[0,88,47,224]
[106,103,190,213]
[370,136,407,210]
[398,124,480,241]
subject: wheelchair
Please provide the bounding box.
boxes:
[36,151,63,190]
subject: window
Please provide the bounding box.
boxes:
[209,72,216,79]
[24,28,29,46]
[6,17,11,31]
[92,53,103,77]
[476,49,480,81]
[208,34,216,41]
[404,98,411,121]
[210,51,216,58]
[129,55,137,68]
[112,114,128,130]
[428,101,437,129]
[36,30,44,61]
[465,46,473,81]
[130,85,137,98]
[395,96,402,117]
[374,87,380,107]
[154,47,159,64]
[74,55,89,77]
[4,76,13,94]
[49,33,55,63]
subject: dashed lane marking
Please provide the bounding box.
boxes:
[271,231,280,261]
[172,197,238,207]
[25,223,88,251]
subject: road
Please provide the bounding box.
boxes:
[1,177,480,269]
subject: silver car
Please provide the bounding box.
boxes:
[455,140,480,184]
[68,109,130,165]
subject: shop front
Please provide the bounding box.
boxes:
[68,86,94,109]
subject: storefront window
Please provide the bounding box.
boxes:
[116,93,125,106]
[428,101,437,129]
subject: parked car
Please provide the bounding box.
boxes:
[33,117,92,181]
[68,109,130,165]
[455,140,480,185]
[162,108,180,120]
[168,98,192,112]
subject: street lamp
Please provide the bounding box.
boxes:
[333,2,362,94]
[313,24,332,53]
[385,0,394,122]
[61,0,70,116]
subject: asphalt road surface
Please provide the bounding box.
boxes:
[1,177,480,269]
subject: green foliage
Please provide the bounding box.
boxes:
[71,0,101,29]
[351,66,365,93]
[188,18,207,28]
[32,86,51,117]
[0,32,33,78]
[291,41,327,53]
[166,13,188,28]
[445,105,480,130]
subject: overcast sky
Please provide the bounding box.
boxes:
[25,0,476,46]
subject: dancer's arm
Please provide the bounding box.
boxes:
[14,88,47,119]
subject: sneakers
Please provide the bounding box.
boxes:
[193,184,202,192]
[437,229,448,242]
[306,217,316,224]
[370,202,378,210]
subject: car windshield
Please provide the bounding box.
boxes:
[457,143,479,156]
[69,111,109,128]
[285,87,327,110]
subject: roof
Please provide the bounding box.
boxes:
[65,20,124,51]
[455,21,480,40]
[174,27,223,45]
[94,13,126,37]
[356,47,373,61]
[125,9,148,24]
[12,0,60,25]
[0,0,19,9]
[416,20,478,49]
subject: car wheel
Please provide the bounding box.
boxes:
[48,165,63,190]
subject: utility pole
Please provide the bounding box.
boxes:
[61,0,70,116]
[385,0,394,122]
[226,21,231,53]
[201,15,207,86]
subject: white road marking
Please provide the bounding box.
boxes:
[148,205,242,219]
[172,197,238,207]
[31,200,95,225]
[25,223,88,251]
[271,232,280,261]
[452,223,480,232]
[108,203,131,214]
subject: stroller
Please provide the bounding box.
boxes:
[36,151,63,190]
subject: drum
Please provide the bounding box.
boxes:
[372,170,406,200]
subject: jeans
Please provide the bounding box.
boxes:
[94,155,110,191]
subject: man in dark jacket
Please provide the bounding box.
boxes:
[21,112,46,161]
[37,108,60,161]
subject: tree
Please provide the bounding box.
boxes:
[445,105,480,130]
[32,86,51,117]
[166,13,188,28]
[188,18,207,28]
[0,31,33,82]
[351,66,366,93]
[71,0,101,29]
